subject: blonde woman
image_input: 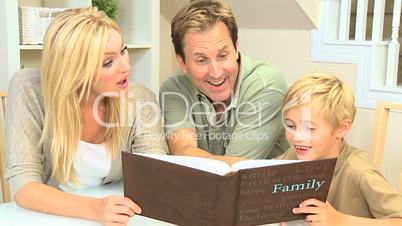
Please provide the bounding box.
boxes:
[5,8,167,225]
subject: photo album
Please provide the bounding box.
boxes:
[122,152,336,226]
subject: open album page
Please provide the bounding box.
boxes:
[134,153,233,176]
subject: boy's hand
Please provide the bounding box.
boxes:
[292,199,345,226]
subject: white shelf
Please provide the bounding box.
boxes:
[1,0,160,94]
[20,45,43,50]
[126,43,152,49]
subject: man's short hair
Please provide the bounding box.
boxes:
[171,0,238,60]
[283,72,356,130]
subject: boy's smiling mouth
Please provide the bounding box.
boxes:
[293,145,312,155]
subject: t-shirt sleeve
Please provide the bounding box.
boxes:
[225,65,289,159]
[159,77,195,135]
[360,169,402,218]
[225,89,287,159]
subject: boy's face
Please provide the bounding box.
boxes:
[284,106,348,160]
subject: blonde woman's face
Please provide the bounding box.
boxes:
[92,28,130,98]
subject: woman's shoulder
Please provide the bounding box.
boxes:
[127,82,156,102]
[9,68,41,90]
[8,68,43,106]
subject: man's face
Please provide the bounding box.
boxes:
[177,21,239,105]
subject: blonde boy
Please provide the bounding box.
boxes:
[279,72,402,225]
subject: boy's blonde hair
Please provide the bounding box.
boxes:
[283,72,356,130]
[41,7,127,185]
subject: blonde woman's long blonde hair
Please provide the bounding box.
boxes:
[41,7,127,185]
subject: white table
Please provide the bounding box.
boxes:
[0,181,306,226]
[0,181,175,226]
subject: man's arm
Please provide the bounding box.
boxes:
[160,77,244,165]
[167,128,243,165]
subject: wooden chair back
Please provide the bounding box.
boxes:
[370,101,402,191]
[0,91,10,202]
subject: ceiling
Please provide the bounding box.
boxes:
[161,0,319,30]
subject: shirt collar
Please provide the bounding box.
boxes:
[333,140,352,175]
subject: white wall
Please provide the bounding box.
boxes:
[159,9,179,85]
[0,1,20,91]
[0,0,10,91]
[160,17,402,190]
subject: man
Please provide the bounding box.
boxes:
[160,0,289,164]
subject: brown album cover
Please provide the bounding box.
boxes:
[122,152,336,226]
